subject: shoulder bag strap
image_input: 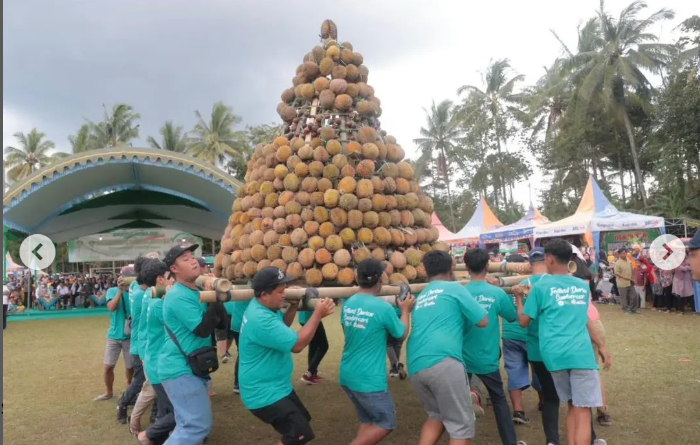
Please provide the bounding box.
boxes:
[164,324,189,360]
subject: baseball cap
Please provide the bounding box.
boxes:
[252,267,296,294]
[164,244,199,268]
[529,248,545,263]
[196,257,207,267]
[690,231,700,250]
[356,258,387,286]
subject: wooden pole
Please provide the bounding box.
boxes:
[455,262,532,274]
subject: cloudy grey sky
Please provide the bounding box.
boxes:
[3,0,693,208]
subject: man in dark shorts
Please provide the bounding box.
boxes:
[239,267,335,445]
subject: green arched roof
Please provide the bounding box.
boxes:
[3,147,241,241]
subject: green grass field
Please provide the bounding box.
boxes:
[3,305,700,445]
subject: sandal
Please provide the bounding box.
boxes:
[597,412,612,426]
[92,394,113,402]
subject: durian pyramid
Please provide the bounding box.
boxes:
[214,20,449,287]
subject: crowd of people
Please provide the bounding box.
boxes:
[600,245,698,315]
[3,272,118,311]
[86,230,700,445]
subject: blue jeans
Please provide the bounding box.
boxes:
[162,374,212,445]
[502,339,542,392]
[342,387,397,430]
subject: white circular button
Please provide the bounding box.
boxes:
[649,234,686,271]
[19,234,56,271]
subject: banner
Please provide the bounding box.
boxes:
[68,229,203,262]
[499,241,518,254]
[601,228,661,254]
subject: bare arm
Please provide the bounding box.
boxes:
[512,286,532,327]
[107,289,123,312]
[283,300,299,327]
[292,298,334,353]
[397,295,416,341]
[587,319,612,370]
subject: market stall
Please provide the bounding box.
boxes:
[480,204,550,254]
[444,198,504,256]
[533,176,665,259]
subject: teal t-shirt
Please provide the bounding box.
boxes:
[523,275,597,372]
[298,311,312,325]
[158,283,211,381]
[106,287,130,341]
[340,294,405,392]
[501,285,527,342]
[520,274,547,362]
[463,281,516,375]
[145,297,165,384]
[137,288,152,359]
[230,301,251,333]
[407,281,488,377]
[128,284,146,356]
[239,298,298,409]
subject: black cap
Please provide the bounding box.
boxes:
[690,231,700,251]
[252,267,296,294]
[164,244,199,268]
[356,258,387,286]
[196,257,207,267]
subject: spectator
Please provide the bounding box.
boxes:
[3,285,9,329]
[633,261,648,309]
[672,254,695,314]
[614,248,638,314]
[659,268,674,313]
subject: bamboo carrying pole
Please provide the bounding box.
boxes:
[454,262,532,274]
[197,276,531,304]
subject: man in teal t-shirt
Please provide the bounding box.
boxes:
[135,258,176,445]
[515,239,609,445]
[501,252,544,425]
[228,299,249,393]
[158,245,229,445]
[117,256,151,424]
[462,249,524,445]
[239,267,335,445]
[407,250,488,445]
[94,275,132,402]
[340,259,416,444]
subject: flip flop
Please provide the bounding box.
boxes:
[93,394,113,401]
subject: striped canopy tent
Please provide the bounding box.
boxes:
[430,213,456,241]
[480,204,550,244]
[533,176,665,255]
[444,198,504,244]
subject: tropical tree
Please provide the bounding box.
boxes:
[187,102,245,165]
[412,100,463,231]
[147,121,188,152]
[225,123,282,181]
[68,124,91,154]
[87,104,141,148]
[4,129,67,181]
[457,58,524,206]
[554,0,675,206]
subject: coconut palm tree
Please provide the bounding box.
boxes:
[187,102,245,165]
[413,100,463,232]
[68,124,92,154]
[554,0,675,206]
[147,121,188,152]
[4,129,67,181]
[87,104,141,148]
[457,58,524,206]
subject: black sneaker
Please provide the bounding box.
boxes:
[117,405,128,424]
[398,363,407,380]
[513,411,531,425]
[389,364,399,378]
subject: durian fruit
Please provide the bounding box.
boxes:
[215,20,446,287]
